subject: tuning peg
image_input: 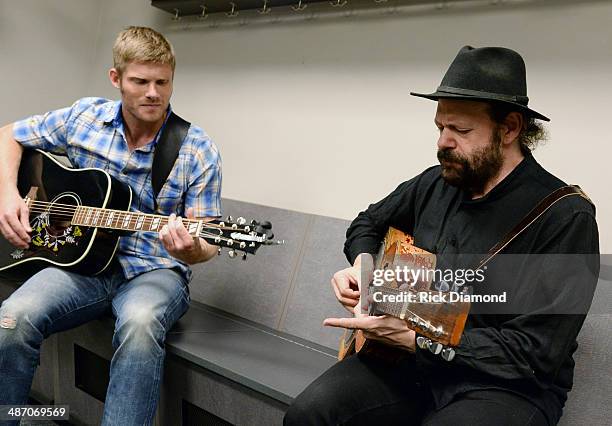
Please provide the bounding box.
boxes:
[217,248,222,256]
[441,347,456,362]
[226,215,233,222]
[227,239,234,247]
[428,341,443,355]
[239,242,246,249]
[242,253,247,261]
[228,250,237,259]
[237,217,246,225]
[416,336,428,350]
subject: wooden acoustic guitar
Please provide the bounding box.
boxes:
[337,228,470,362]
[0,149,283,279]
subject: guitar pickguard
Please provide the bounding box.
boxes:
[35,213,81,248]
[10,191,84,259]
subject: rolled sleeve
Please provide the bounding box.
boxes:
[184,139,222,218]
[12,106,72,154]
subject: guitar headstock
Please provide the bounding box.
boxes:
[199,216,284,260]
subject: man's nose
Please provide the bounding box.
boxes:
[145,84,160,99]
[437,129,456,150]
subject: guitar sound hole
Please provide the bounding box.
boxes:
[45,192,81,236]
[45,220,73,236]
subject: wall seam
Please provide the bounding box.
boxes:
[275,215,314,331]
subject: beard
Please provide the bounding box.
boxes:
[437,128,504,194]
[119,86,167,124]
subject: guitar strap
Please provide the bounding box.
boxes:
[475,185,593,270]
[151,112,191,211]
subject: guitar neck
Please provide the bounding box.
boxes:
[71,206,203,236]
[25,195,274,255]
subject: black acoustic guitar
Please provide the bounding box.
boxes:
[0,149,281,279]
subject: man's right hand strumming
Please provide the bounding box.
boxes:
[0,186,31,249]
[331,253,374,313]
[0,124,30,249]
[330,265,361,313]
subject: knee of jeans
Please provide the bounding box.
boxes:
[0,301,44,344]
[115,307,165,351]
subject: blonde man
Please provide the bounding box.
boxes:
[0,27,221,425]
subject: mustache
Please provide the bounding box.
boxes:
[437,149,465,164]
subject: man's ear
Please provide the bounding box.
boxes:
[109,68,121,89]
[501,112,523,146]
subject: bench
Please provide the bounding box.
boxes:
[0,198,610,425]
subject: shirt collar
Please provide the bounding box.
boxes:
[102,101,174,152]
[101,101,174,127]
[101,100,122,125]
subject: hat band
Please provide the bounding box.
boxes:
[437,86,529,105]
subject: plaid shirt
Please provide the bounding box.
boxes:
[13,97,222,281]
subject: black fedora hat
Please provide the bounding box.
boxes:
[411,45,549,121]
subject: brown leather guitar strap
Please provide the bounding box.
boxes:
[475,185,593,270]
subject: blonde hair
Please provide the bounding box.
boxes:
[112,26,175,74]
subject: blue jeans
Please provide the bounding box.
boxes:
[0,263,190,426]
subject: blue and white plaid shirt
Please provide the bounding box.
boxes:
[13,97,222,281]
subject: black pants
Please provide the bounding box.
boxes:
[284,354,548,426]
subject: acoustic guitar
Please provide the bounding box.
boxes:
[337,228,470,362]
[0,149,282,279]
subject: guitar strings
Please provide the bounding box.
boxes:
[23,215,257,249]
[25,200,244,233]
[25,203,258,247]
[374,287,433,327]
[25,209,247,242]
[27,201,262,233]
[26,206,244,238]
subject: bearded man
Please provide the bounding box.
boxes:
[284,46,599,426]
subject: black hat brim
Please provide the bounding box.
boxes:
[410,91,550,122]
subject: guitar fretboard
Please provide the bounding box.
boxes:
[72,206,202,236]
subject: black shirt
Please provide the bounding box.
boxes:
[344,152,600,424]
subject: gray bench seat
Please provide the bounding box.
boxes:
[165,301,337,406]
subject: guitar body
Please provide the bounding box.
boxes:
[339,328,416,364]
[337,228,470,363]
[0,149,132,280]
[338,328,367,361]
